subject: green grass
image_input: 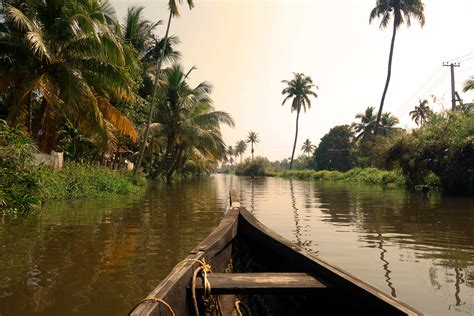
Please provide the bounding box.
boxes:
[38,163,146,200]
[277,168,406,188]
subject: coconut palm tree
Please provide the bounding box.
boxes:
[352,106,377,141]
[235,140,247,163]
[149,64,234,181]
[135,0,194,176]
[379,112,400,136]
[281,73,318,169]
[370,0,425,135]
[246,131,259,161]
[409,99,431,127]
[301,139,315,157]
[0,0,139,152]
[122,6,159,57]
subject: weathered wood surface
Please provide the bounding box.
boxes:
[193,272,326,294]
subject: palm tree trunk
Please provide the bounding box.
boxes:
[251,143,254,160]
[134,10,173,177]
[289,108,300,170]
[374,20,397,136]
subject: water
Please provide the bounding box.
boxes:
[0,174,473,315]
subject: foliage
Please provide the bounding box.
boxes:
[385,111,473,194]
[38,163,146,200]
[0,0,139,153]
[312,125,354,171]
[235,157,269,177]
[0,120,41,214]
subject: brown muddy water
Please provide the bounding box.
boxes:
[0,174,473,315]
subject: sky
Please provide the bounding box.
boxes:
[110,0,474,161]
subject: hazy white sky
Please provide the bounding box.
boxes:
[111,0,474,160]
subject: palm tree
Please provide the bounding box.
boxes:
[246,131,259,161]
[134,0,194,176]
[301,139,315,157]
[149,64,234,181]
[122,6,159,57]
[352,106,377,141]
[409,99,431,127]
[226,146,235,166]
[235,140,247,163]
[379,112,400,136]
[281,73,318,169]
[370,0,425,135]
[0,0,139,152]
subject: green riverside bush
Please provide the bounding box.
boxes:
[38,163,146,200]
[277,167,407,188]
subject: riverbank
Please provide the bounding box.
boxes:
[1,163,146,215]
[39,163,146,200]
[276,168,407,188]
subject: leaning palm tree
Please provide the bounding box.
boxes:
[235,140,247,163]
[246,131,259,161]
[352,106,377,141]
[370,0,425,135]
[409,99,431,127]
[150,64,234,181]
[281,73,318,169]
[134,0,195,176]
[301,139,316,157]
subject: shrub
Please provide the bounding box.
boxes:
[235,157,268,177]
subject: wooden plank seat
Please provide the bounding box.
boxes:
[191,273,327,295]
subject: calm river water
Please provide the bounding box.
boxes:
[0,174,473,315]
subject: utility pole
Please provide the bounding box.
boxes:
[443,62,460,111]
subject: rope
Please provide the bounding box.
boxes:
[128,297,175,316]
[190,259,213,316]
[234,299,251,316]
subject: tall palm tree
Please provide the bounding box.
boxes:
[0,0,139,152]
[352,106,377,140]
[149,64,234,181]
[134,0,194,176]
[370,0,425,135]
[409,99,431,127]
[301,139,315,157]
[281,73,318,169]
[235,140,247,163]
[246,131,259,161]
